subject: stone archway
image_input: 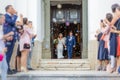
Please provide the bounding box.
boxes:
[41,0,88,59]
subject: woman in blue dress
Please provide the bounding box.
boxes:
[97,20,109,71]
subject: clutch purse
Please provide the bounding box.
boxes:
[24,43,30,49]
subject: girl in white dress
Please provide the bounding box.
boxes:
[57,33,65,59]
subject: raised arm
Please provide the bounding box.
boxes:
[110,16,119,26]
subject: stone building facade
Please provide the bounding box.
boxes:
[0,0,120,70]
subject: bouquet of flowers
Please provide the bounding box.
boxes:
[53,38,59,45]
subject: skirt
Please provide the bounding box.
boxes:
[117,36,120,57]
[98,40,109,60]
[110,33,117,57]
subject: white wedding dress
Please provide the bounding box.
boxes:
[57,38,65,59]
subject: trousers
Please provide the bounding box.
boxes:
[0,55,8,80]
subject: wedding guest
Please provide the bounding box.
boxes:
[97,20,108,71]
[27,21,36,70]
[15,14,23,72]
[109,4,120,73]
[3,5,18,74]
[101,13,113,71]
[19,18,32,72]
[0,14,14,80]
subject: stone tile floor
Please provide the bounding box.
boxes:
[5,71,120,80]
[10,70,120,77]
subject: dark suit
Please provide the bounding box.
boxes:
[66,36,76,59]
[3,13,17,71]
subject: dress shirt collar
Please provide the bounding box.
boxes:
[6,12,12,16]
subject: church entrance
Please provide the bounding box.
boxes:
[50,2,83,59]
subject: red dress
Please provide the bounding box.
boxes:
[117,36,120,56]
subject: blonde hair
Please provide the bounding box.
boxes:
[58,33,63,38]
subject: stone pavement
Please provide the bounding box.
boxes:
[5,70,120,80]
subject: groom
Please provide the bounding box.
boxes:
[66,31,76,59]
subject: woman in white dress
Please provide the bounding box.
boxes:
[57,33,65,59]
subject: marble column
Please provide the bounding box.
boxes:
[82,0,88,59]
[42,0,51,59]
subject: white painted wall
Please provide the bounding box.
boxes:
[88,0,120,40]
[0,0,38,40]
[0,0,15,13]
[14,0,38,39]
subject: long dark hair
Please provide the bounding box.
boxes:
[23,17,28,25]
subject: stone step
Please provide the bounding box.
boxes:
[40,63,90,68]
[6,71,120,80]
[39,59,91,70]
[40,59,89,63]
[40,67,91,71]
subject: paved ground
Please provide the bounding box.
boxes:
[4,71,120,80]
[10,70,120,77]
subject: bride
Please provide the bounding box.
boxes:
[57,33,65,59]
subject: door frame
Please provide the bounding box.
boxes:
[42,0,88,59]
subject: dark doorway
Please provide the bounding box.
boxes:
[50,3,82,59]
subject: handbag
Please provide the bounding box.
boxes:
[24,43,30,49]
[0,53,4,61]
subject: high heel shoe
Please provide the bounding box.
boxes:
[109,68,116,73]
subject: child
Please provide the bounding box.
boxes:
[0,14,14,80]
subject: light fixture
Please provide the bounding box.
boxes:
[66,21,70,26]
[58,11,62,14]
[74,20,77,24]
[53,18,57,23]
[57,4,62,9]
[62,19,65,22]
